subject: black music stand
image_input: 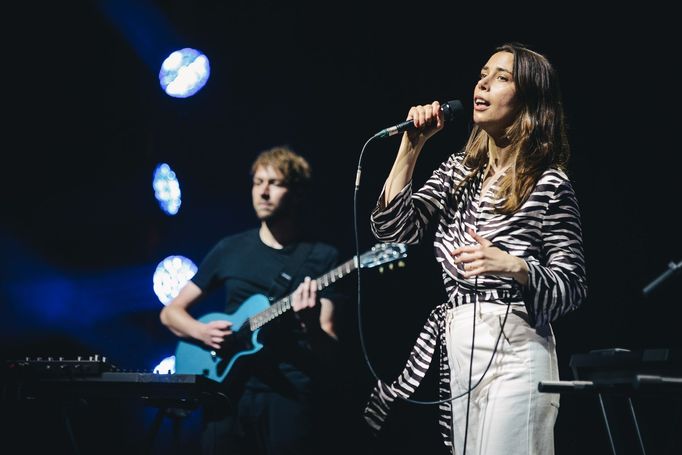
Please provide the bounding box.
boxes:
[538,348,682,455]
[642,259,681,297]
[141,397,204,454]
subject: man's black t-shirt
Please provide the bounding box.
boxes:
[191,228,338,311]
[190,228,340,393]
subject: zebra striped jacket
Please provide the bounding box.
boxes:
[363,151,587,448]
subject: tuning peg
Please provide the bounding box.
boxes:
[388,263,394,270]
[378,266,384,274]
[398,260,405,268]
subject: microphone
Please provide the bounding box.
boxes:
[373,100,465,139]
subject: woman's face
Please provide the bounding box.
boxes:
[473,51,520,139]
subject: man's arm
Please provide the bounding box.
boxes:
[160,281,232,350]
[292,277,339,344]
[319,297,337,340]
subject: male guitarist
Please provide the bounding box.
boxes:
[160,145,344,455]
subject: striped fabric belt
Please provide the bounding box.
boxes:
[363,302,454,448]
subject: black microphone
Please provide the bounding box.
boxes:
[373,100,465,139]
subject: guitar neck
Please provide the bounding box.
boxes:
[248,256,358,331]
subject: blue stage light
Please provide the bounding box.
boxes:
[153,255,197,305]
[153,163,181,215]
[159,47,210,98]
[153,355,176,374]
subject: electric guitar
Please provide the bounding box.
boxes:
[174,242,407,382]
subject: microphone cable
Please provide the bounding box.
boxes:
[462,278,477,455]
[354,133,512,410]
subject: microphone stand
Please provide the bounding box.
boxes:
[642,259,682,297]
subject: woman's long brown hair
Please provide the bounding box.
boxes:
[458,42,570,214]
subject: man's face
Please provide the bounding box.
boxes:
[252,165,291,221]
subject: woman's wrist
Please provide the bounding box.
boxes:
[511,257,530,286]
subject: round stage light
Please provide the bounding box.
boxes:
[153,163,181,215]
[159,47,210,98]
[153,255,197,305]
[153,355,176,374]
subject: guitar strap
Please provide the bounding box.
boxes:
[265,241,315,303]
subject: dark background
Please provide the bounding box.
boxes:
[2,1,681,454]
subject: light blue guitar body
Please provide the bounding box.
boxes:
[174,294,270,382]
[173,242,407,383]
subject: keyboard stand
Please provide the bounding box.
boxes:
[539,375,682,455]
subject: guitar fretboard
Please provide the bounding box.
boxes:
[248,257,358,331]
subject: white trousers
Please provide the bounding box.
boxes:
[446,302,560,455]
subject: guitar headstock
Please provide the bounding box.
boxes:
[359,243,408,270]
